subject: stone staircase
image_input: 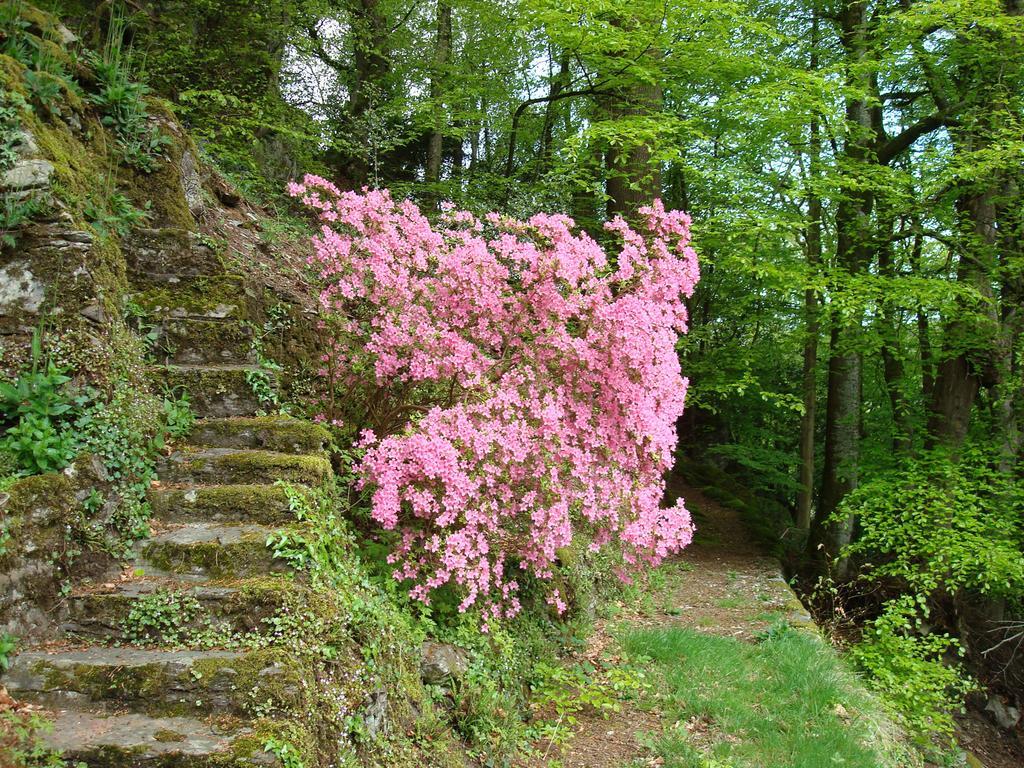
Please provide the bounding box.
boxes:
[3,234,336,765]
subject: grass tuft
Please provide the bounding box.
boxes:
[621,625,917,768]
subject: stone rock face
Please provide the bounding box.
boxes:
[985,695,1022,730]
[420,641,469,684]
[179,149,205,216]
[0,260,46,315]
[2,158,54,194]
[0,457,116,640]
[363,690,389,737]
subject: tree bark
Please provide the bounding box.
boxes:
[347,0,390,187]
[876,215,912,452]
[797,8,822,533]
[605,77,663,219]
[425,0,452,196]
[539,52,571,176]
[814,0,874,574]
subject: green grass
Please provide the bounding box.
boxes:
[621,625,914,768]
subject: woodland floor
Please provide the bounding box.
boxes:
[519,478,820,768]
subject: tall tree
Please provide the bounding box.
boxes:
[426,0,453,195]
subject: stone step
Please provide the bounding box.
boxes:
[136,524,293,580]
[156,365,273,418]
[150,484,296,525]
[156,448,330,487]
[5,647,308,718]
[130,276,250,321]
[63,578,300,643]
[29,705,277,767]
[187,416,330,455]
[157,318,255,366]
[125,228,226,279]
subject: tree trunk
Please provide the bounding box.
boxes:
[926,181,998,449]
[796,9,822,533]
[910,233,936,403]
[876,215,912,452]
[539,53,570,176]
[425,0,452,196]
[605,79,663,219]
[814,0,873,574]
[347,0,390,188]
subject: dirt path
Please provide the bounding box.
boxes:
[521,478,810,768]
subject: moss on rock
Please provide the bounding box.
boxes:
[150,484,295,526]
[187,416,331,455]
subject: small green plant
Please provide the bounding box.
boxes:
[0,522,11,557]
[0,192,44,251]
[263,737,305,768]
[0,89,26,172]
[121,589,203,645]
[23,69,62,116]
[84,9,169,172]
[161,388,194,439]
[81,487,105,517]
[84,192,150,239]
[0,631,16,671]
[244,306,291,412]
[0,710,72,768]
[0,333,78,474]
[0,3,31,65]
[0,411,76,474]
[72,382,172,553]
[526,658,649,748]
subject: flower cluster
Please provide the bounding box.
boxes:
[290,176,700,621]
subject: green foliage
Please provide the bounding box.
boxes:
[833,449,1018,752]
[121,589,203,646]
[161,387,194,439]
[838,448,1024,599]
[85,57,169,171]
[0,88,44,250]
[0,710,74,768]
[0,191,44,250]
[0,334,78,474]
[0,89,24,170]
[263,737,306,768]
[1,411,76,474]
[83,191,150,239]
[0,631,16,671]
[526,659,650,747]
[71,382,173,550]
[244,307,288,412]
[83,9,169,172]
[0,326,192,553]
[850,597,974,748]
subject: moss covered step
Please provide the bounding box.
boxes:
[150,484,296,525]
[187,416,331,455]
[124,228,228,279]
[157,365,271,418]
[158,318,255,366]
[5,647,310,718]
[131,276,251,321]
[135,523,295,580]
[156,447,330,487]
[63,577,302,642]
[31,705,279,767]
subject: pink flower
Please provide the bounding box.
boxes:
[289,180,699,620]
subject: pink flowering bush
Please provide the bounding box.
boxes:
[289,175,700,622]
